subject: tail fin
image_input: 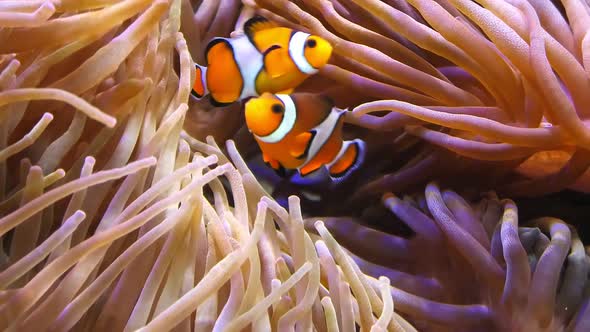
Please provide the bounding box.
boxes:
[326,139,366,183]
[191,64,208,99]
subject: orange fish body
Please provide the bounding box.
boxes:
[192,17,333,107]
[245,93,365,183]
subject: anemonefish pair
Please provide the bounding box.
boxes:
[191,16,333,106]
[245,93,365,184]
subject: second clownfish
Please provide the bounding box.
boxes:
[245,92,365,184]
[192,16,333,107]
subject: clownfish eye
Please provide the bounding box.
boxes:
[306,39,317,48]
[271,104,284,114]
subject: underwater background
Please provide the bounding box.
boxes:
[0,0,589,331]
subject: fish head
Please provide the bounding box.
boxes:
[303,35,333,70]
[245,92,285,137]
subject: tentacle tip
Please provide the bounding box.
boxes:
[178,103,189,113]
[143,77,154,87]
[105,117,117,128]
[40,1,57,12]
[287,195,300,206]
[426,180,439,188]
[73,210,87,218]
[144,156,158,166]
[271,279,282,288]
[314,220,325,229]
[381,192,396,204]
[314,239,330,255]
[225,139,236,148]
[205,154,219,164]
[257,199,268,210]
[42,112,54,121]
[261,195,272,205]
[378,276,390,284]
[84,156,96,166]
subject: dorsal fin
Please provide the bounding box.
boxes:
[244,16,279,39]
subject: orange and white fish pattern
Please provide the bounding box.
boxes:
[244,92,365,184]
[192,16,333,106]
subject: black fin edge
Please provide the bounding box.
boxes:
[191,64,205,98]
[208,94,233,108]
[204,38,227,65]
[204,38,242,107]
[329,140,365,179]
[243,15,271,40]
[191,89,203,99]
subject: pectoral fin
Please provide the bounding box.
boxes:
[290,131,315,159]
[263,45,291,78]
[262,152,273,164]
[262,153,286,177]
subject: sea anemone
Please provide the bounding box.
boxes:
[309,182,590,331]
[0,1,413,331]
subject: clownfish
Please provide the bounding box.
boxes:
[191,16,333,107]
[245,92,365,184]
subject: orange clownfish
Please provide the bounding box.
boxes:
[245,92,365,185]
[191,16,333,107]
